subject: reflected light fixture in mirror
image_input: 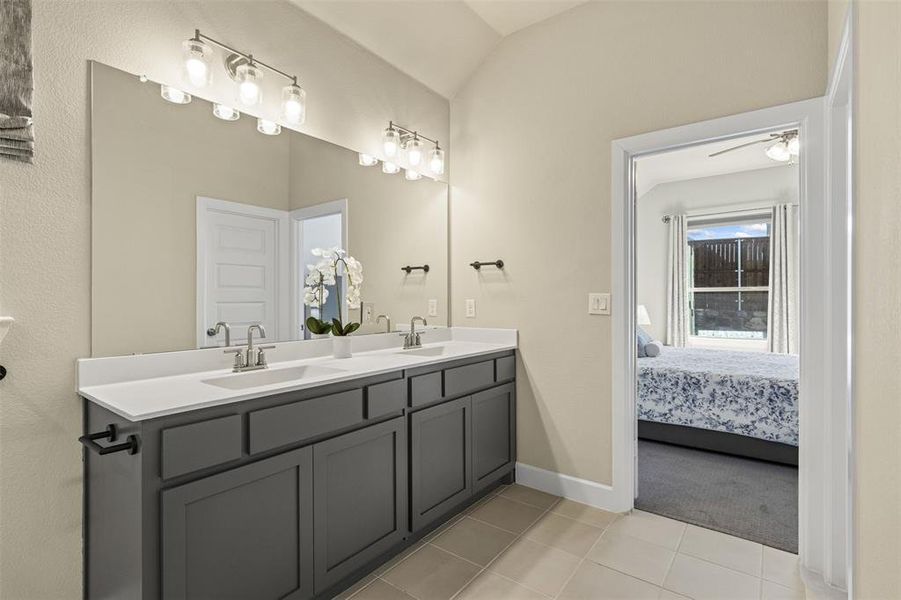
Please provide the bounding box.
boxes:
[182,37,213,87]
[378,122,445,178]
[236,62,263,106]
[359,153,378,167]
[257,118,281,136]
[281,82,306,125]
[213,103,240,121]
[160,84,191,104]
[382,161,400,174]
[405,169,422,181]
[787,135,800,156]
[765,140,791,162]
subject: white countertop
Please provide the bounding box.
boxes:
[77,328,517,422]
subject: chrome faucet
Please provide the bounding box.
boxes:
[401,316,427,349]
[207,321,231,347]
[224,323,275,372]
[376,314,391,334]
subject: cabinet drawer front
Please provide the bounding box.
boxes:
[249,390,363,454]
[161,415,243,479]
[366,379,406,419]
[444,360,494,397]
[410,372,443,407]
[495,355,516,382]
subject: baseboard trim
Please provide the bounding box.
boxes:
[801,565,848,600]
[515,462,622,512]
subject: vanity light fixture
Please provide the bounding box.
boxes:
[160,84,191,104]
[213,103,240,121]
[359,153,378,167]
[405,168,422,181]
[381,121,445,176]
[382,161,400,174]
[182,29,307,122]
[257,118,281,136]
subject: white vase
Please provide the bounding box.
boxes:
[332,336,352,359]
[311,333,330,340]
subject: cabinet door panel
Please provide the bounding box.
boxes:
[162,447,313,600]
[472,384,516,492]
[410,396,472,531]
[313,418,406,593]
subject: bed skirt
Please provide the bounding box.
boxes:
[638,420,798,466]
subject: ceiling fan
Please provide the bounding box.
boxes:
[708,129,799,162]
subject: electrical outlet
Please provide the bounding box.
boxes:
[362,302,375,323]
[588,293,611,315]
[427,299,438,317]
[465,299,476,318]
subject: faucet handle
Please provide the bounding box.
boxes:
[224,348,245,370]
[255,345,276,367]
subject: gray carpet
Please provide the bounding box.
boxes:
[636,440,798,553]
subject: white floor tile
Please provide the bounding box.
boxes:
[761,579,806,600]
[678,524,763,577]
[604,510,686,551]
[762,546,803,591]
[663,554,761,600]
[587,529,676,585]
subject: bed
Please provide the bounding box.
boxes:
[637,347,799,465]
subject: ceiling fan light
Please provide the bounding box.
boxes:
[787,136,800,156]
[765,141,791,162]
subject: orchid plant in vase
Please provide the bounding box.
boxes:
[302,248,363,354]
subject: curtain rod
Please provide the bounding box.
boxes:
[661,203,799,223]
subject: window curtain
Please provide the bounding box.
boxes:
[0,0,34,163]
[768,204,799,353]
[665,215,689,347]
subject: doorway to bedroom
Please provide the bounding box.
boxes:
[632,131,800,554]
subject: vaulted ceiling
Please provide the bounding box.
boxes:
[292,1,588,98]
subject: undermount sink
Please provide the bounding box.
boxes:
[202,365,345,390]
[395,346,450,357]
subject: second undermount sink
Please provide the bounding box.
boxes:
[395,345,450,357]
[203,365,345,390]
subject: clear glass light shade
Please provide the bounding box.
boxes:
[182,39,213,88]
[236,62,263,106]
[281,84,306,125]
[358,153,378,167]
[787,136,800,156]
[160,84,191,104]
[257,118,281,136]
[382,161,400,174]
[765,141,791,162]
[405,137,424,166]
[213,104,240,121]
[405,169,422,181]
[382,127,400,157]
[428,147,445,175]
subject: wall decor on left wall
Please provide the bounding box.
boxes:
[0,0,34,163]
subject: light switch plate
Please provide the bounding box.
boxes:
[427,299,438,317]
[588,293,610,315]
[362,302,375,323]
[465,299,476,318]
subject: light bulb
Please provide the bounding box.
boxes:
[213,104,240,121]
[765,141,791,162]
[382,161,400,174]
[236,62,263,106]
[182,38,212,88]
[428,147,445,175]
[281,84,306,125]
[787,135,800,156]
[405,169,422,181]
[359,153,378,167]
[160,84,191,104]
[405,136,423,166]
[382,127,400,158]
[257,118,281,136]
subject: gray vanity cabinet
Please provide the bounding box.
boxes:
[410,396,473,531]
[472,383,516,493]
[312,417,406,593]
[161,446,314,600]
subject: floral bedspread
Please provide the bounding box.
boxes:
[638,347,799,446]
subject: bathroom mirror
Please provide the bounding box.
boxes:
[90,61,448,357]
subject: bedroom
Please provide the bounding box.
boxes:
[634,131,801,554]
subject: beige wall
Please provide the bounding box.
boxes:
[290,135,448,331]
[450,1,826,485]
[637,167,798,342]
[828,0,850,74]
[0,2,448,597]
[850,3,901,597]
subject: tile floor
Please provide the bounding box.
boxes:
[334,484,806,600]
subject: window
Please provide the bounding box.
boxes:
[688,217,771,340]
